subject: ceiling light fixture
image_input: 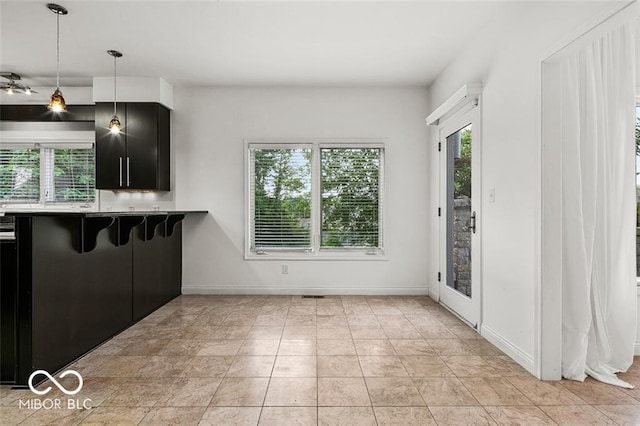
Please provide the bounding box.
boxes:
[1,72,36,95]
[47,3,68,112]
[107,50,123,134]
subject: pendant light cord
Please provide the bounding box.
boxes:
[56,11,60,90]
[113,55,117,115]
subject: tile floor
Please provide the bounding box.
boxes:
[1,295,640,425]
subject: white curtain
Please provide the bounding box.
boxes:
[561,23,637,388]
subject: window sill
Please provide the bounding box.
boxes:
[245,252,388,261]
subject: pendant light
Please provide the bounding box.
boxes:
[107,50,123,134]
[47,3,68,112]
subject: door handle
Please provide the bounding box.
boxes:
[126,157,131,187]
[119,157,123,187]
[470,211,477,234]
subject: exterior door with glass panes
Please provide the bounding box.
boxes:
[439,107,481,327]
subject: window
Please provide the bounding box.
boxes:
[0,146,95,206]
[248,142,384,257]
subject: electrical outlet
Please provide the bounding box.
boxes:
[281,264,289,274]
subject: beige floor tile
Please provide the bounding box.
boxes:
[353,340,396,356]
[441,355,503,378]
[238,340,281,356]
[210,378,269,406]
[245,326,284,340]
[389,339,436,356]
[227,356,276,377]
[117,338,170,356]
[282,326,317,339]
[428,406,496,425]
[139,406,205,425]
[155,338,206,356]
[278,339,316,355]
[288,305,317,316]
[254,315,287,327]
[365,378,425,406]
[318,339,357,355]
[448,325,481,339]
[482,356,530,376]
[318,355,363,377]
[373,407,437,425]
[181,356,233,377]
[197,340,244,356]
[259,406,317,425]
[359,356,408,377]
[317,325,353,339]
[102,378,175,406]
[594,404,640,425]
[316,304,346,316]
[540,405,618,425]
[134,355,191,377]
[460,377,532,406]
[199,406,261,426]
[318,407,377,426]
[0,406,34,425]
[79,406,150,425]
[506,376,587,405]
[349,325,388,339]
[400,355,455,377]
[560,378,640,405]
[272,356,317,377]
[426,339,476,356]
[484,405,560,425]
[223,326,252,339]
[89,355,149,377]
[156,377,221,406]
[318,378,371,406]
[463,339,505,356]
[264,378,317,406]
[18,406,93,426]
[414,377,479,405]
[285,315,317,327]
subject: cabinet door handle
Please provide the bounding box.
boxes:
[127,157,131,187]
[119,157,123,187]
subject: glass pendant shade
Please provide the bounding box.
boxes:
[109,115,121,134]
[48,88,66,112]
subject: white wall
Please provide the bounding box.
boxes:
[427,2,620,375]
[174,87,430,294]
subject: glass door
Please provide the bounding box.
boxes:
[439,109,481,327]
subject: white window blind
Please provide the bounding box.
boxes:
[250,146,312,251]
[320,147,383,249]
[43,148,96,203]
[0,148,40,202]
[0,146,95,205]
[248,142,385,257]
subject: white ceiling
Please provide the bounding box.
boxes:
[0,0,627,89]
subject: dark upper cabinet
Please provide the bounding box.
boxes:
[95,102,170,191]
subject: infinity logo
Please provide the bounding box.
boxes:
[28,370,83,396]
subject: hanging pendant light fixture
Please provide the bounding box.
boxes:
[107,50,123,134]
[47,3,68,112]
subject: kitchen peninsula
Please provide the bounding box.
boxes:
[0,210,205,387]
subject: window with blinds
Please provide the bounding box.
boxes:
[248,142,384,256]
[0,146,95,205]
[321,148,382,249]
[43,148,96,203]
[0,148,41,202]
[250,147,312,250]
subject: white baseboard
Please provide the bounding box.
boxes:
[635,342,640,356]
[481,324,536,376]
[181,284,429,296]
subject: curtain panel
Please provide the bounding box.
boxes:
[561,23,637,388]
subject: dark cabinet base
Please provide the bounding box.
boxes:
[0,215,182,386]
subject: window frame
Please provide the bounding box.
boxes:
[0,142,97,210]
[245,139,387,261]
